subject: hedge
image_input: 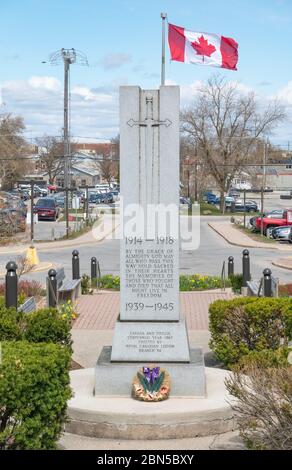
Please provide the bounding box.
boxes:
[237,347,290,370]
[0,341,71,450]
[0,306,72,349]
[24,308,72,349]
[98,274,230,291]
[209,297,292,367]
[0,306,23,341]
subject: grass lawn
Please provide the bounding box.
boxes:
[199,203,260,217]
[234,224,277,244]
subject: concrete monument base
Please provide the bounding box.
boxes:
[66,367,237,440]
[95,346,205,397]
[111,319,191,362]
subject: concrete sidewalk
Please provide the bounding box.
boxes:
[73,290,235,331]
[272,257,292,270]
[0,214,119,255]
[60,430,244,450]
[209,221,292,251]
[72,290,234,367]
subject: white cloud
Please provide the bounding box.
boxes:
[0,75,119,140]
[100,53,132,70]
[274,81,292,106]
[1,75,292,143]
[28,76,61,91]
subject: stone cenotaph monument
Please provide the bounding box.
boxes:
[95,85,205,397]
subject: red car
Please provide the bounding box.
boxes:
[34,198,59,221]
[255,209,292,234]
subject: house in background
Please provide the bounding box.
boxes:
[27,142,119,187]
[55,151,100,187]
[256,159,292,190]
[230,171,252,190]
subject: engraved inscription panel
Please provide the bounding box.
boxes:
[120,238,179,320]
[111,321,190,362]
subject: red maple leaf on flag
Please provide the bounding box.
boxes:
[192,35,216,57]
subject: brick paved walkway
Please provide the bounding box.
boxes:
[73,290,234,331]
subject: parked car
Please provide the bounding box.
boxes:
[109,190,120,201]
[224,196,235,208]
[272,225,292,242]
[234,199,258,212]
[89,193,104,204]
[34,198,59,221]
[265,210,285,219]
[53,193,65,208]
[255,209,292,234]
[34,185,48,197]
[6,189,29,201]
[228,189,240,198]
[104,192,114,204]
[180,197,192,209]
[205,193,220,204]
[250,210,284,229]
[19,189,30,200]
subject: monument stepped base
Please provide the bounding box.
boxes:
[95,346,205,397]
[66,367,237,440]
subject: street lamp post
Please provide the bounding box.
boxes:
[46,48,88,238]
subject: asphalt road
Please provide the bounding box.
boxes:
[1,215,291,285]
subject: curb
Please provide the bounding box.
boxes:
[208,223,278,250]
[272,260,292,271]
[0,221,120,255]
[0,262,54,278]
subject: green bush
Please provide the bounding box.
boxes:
[24,308,72,349]
[0,306,72,349]
[209,297,292,367]
[0,305,24,341]
[237,347,290,370]
[99,274,120,290]
[81,274,93,294]
[228,273,243,293]
[0,341,71,450]
[98,274,231,292]
[180,274,229,291]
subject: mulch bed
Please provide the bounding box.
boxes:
[70,359,84,370]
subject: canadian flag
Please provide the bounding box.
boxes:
[168,23,238,71]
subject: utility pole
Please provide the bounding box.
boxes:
[63,52,72,238]
[47,48,88,238]
[194,164,198,202]
[260,140,267,237]
[30,181,34,242]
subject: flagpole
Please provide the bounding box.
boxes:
[161,12,167,85]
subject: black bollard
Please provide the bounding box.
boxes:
[48,269,57,308]
[231,200,236,213]
[91,257,97,287]
[242,249,251,287]
[72,250,80,280]
[228,256,234,277]
[263,268,272,297]
[5,261,18,309]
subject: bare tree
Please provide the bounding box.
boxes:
[0,114,31,189]
[110,134,120,184]
[35,135,64,184]
[181,75,285,211]
[93,139,119,185]
[180,135,213,201]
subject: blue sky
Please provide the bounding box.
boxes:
[1,0,292,142]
